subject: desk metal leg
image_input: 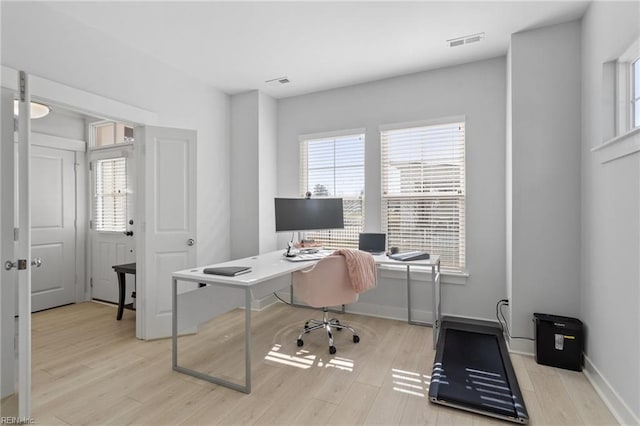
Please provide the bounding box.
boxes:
[172,279,252,394]
[431,260,441,349]
[244,288,252,393]
[406,265,413,323]
[407,264,430,328]
[172,278,178,369]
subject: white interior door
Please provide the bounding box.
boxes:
[1,73,32,418]
[137,126,196,339]
[89,148,136,307]
[30,145,76,312]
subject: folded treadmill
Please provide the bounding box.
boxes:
[429,317,529,424]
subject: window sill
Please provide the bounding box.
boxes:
[592,127,640,164]
[378,264,468,285]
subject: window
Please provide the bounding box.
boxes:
[91,121,134,149]
[94,157,128,232]
[633,58,640,128]
[300,132,365,249]
[381,120,466,272]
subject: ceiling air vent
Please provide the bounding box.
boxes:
[447,32,485,48]
[265,76,291,86]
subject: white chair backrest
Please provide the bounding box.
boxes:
[292,255,359,308]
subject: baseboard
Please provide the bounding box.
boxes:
[583,355,639,426]
[250,294,278,311]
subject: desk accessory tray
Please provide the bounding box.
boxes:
[389,251,430,261]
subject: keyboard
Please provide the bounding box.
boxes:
[285,251,330,262]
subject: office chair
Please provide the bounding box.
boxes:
[293,254,362,355]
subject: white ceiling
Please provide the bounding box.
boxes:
[45,1,590,99]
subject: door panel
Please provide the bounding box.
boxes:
[139,126,196,339]
[1,74,32,418]
[1,88,18,417]
[89,148,135,308]
[31,145,76,312]
[91,235,133,303]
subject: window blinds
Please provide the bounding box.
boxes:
[95,157,127,232]
[381,121,466,271]
[300,133,365,249]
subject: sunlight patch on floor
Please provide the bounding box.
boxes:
[264,344,354,372]
[391,368,431,397]
[264,344,316,369]
[325,356,354,372]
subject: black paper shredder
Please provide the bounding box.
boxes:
[533,313,584,371]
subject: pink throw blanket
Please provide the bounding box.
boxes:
[333,249,377,294]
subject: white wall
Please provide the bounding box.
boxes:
[278,57,507,321]
[581,2,640,423]
[230,91,259,258]
[507,21,582,352]
[258,92,277,254]
[31,110,85,141]
[1,2,231,267]
[230,90,278,258]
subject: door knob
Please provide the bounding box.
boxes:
[4,260,16,271]
[187,238,195,246]
[31,258,42,268]
[124,231,134,236]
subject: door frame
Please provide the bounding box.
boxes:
[1,69,158,325]
[87,143,136,307]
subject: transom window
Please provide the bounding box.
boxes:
[299,132,365,249]
[90,121,134,149]
[381,120,466,272]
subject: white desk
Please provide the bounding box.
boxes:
[171,249,441,394]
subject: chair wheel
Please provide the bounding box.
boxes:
[297,339,304,347]
[329,346,337,354]
[353,335,360,343]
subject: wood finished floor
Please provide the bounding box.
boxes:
[31,302,618,425]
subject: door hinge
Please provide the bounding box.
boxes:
[89,161,93,171]
[13,228,19,241]
[89,220,93,230]
[90,278,93,288]
[13,118,18,132]
[19,71,26,102]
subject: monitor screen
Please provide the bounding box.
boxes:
[274,198,344,232]
[358,233,386,253]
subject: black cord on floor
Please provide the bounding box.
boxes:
[496,299,534,341]
[273,292,292,305]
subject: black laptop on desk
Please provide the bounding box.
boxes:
[358,233,386,255]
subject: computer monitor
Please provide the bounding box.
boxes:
[274,198,344,232]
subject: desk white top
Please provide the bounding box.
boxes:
[172,249,440,288]
[172,249,311,287]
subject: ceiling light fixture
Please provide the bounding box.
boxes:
[447,32,485,48]
[13,100,52,119]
